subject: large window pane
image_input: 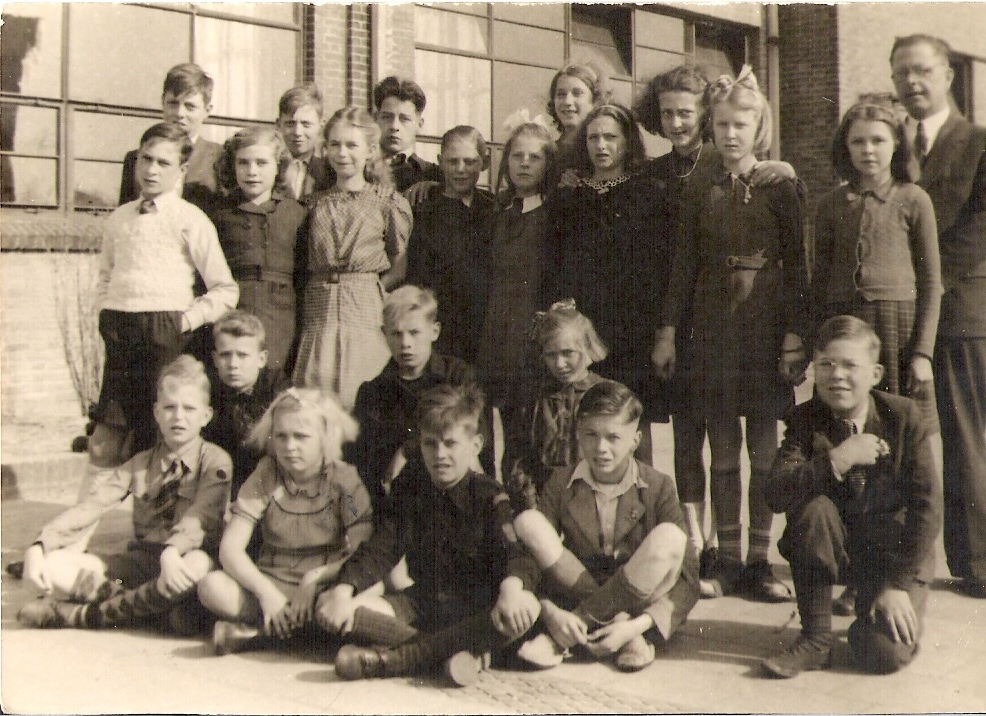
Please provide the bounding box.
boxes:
[195,3,297,25]
[0,3,62,98]
[199,124,246,145]
[73,113,153,161]
[415,7,488,54]
[415,50,491,140]
[695,23,747,79]
[68,5,189,108]
[635,12,685,53]
[1,104,57,154]
[492,4,564,30]
[492,22,564,68]
[196,18,296,120]
[73,160,121,209]
[1,156,57,205]
[636,48,688,83]
[492,63,557,143]
[570,7,632,78]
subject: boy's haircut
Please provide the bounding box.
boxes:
[441,125,489,162]
[889,34,952,64]
[707,65,772,156]
[140,122,193,165]
[832,99,916,184]
[574,103,648,176]
[576,380,643,426]
[814,315,882,363]
[373,75,427,114]
[530,298,608,363]
[278,82,324,118]
[248,387,359,464]
[324,106,391,187]
[546,63,611,130]
[495,122,557,195]
[383,285,439,327]
[417,383,485,438]
[213,309,267,349]
[634,63,711,137]
[218,126,289,193]
[163,63,214,106]
[157,354,211,403]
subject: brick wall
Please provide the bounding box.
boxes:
[311,3,349,114]
[348,4,371,108]
[778,4,841,250]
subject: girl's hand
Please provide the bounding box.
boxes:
[286,580,321,627]
[404,180,439,206]
[557,168,581,189]
[542,601,588,649]
[906,356,934,398]
[23,543,52,595]
[651,334,676,380]
[749,160,796,186]
[585,618,642,658]
[259,589,292,639]
[779,332,808,385]
[315,584,358,634]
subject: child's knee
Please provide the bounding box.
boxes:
[182,550,215,583]
[196,570,237,610]
[513,510,563,565]
[848,617,919,674]
[638,524,687,564]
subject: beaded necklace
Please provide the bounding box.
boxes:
[582,172,633,194]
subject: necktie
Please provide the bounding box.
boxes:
[842,421,867,499]
[138,198,156,215]
[914,121,928,164]
[154,459,185,525]
[291,159,306,200]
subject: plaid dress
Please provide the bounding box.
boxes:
[293,185,412,409]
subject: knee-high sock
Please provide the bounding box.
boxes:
[748,469,774,564]
[349,607,419,647]
[711,467,742,564]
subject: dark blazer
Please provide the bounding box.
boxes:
[538,459,700,639]
[769,391,942,590]
[917,114,986,337]
[276,154,333,201]
[119,137,223,215]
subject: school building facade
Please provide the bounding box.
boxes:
[2,2,985,436]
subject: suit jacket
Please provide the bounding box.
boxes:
[119,137,223,215]
[276,154,333,201]
[917,114,986,337]
[769,391,942,590]
[538,460,700,639]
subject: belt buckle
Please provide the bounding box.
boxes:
[327,271,340,284]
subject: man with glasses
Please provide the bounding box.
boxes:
[891,34,986,600]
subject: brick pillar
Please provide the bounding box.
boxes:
[311,4,349,113]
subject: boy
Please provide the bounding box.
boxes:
[18,356,232,632]
[347,286,492,511]
[205,310,291,501]
[120,63,222,215]
[372,76,442,192]
[275,83,332,201]
[513,380,699,673]
[318,384,541,686]
[762,316,941,678]
[92,122,237,466]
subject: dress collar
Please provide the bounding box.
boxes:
[280,462,328,499]
[846,177,894,203]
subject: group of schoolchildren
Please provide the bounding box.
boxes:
[18,31,979,687]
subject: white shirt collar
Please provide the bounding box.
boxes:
[567,457,643,495]
[520,194,543,213]
[909,106,950,150]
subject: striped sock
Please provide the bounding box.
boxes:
[748,528,772,564]
[718,525,743,565]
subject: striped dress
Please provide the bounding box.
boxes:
[293,185,412,409]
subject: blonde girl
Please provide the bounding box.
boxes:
[654,67,808,601]
[197,387,372,654]
[293,107,413,409]
[504,299,607,510]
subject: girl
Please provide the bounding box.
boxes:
[406,126,493,362]
[197,387,373,654]
[504,299,607,511]
[548,103,675,461]
[212,127,308,372]
[547,63,610,163]
[475,122,556,408]
[653,67,808,601]
[812,99,942,617]
[813,99,940,415]
[293,107,413,410]
[635,65,800,596]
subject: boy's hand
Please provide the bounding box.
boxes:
[585,616,647,657]
[749,160,796,186]
[492,577,540,638]
[286,581,321,627]
[872,588,917,645]
[906,356,934,398]
[830,433,889,475]
[23,543,52,594]
[315,584,357,634]
[779,333,808,385]
[557,168,581,189]
[259,589,292,640]
[651,333,676,380]
[404,180,440,206]
[158,546,196,596]
[541,601,588,649]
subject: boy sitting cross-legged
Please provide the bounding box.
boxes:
[18,356,232,633]
[762,315,941,678]
[513,380,700,672]
[317,384,541,686]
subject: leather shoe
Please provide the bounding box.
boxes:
[335,644,386,680]
[615,635,655,672]
[741,560,792,603]
[516,633,565,669]
[17,599,85,629]
[443,650,491,687]
[213,621,261,655]
[832,585,857,615]
[762,634,832,678]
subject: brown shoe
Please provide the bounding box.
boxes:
[213,621,261,656]
[741,560,793,603]
[335,644,387,680]
[762,634,832,678]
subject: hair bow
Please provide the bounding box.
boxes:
[709,64,758,102]
[503,108,556,138]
